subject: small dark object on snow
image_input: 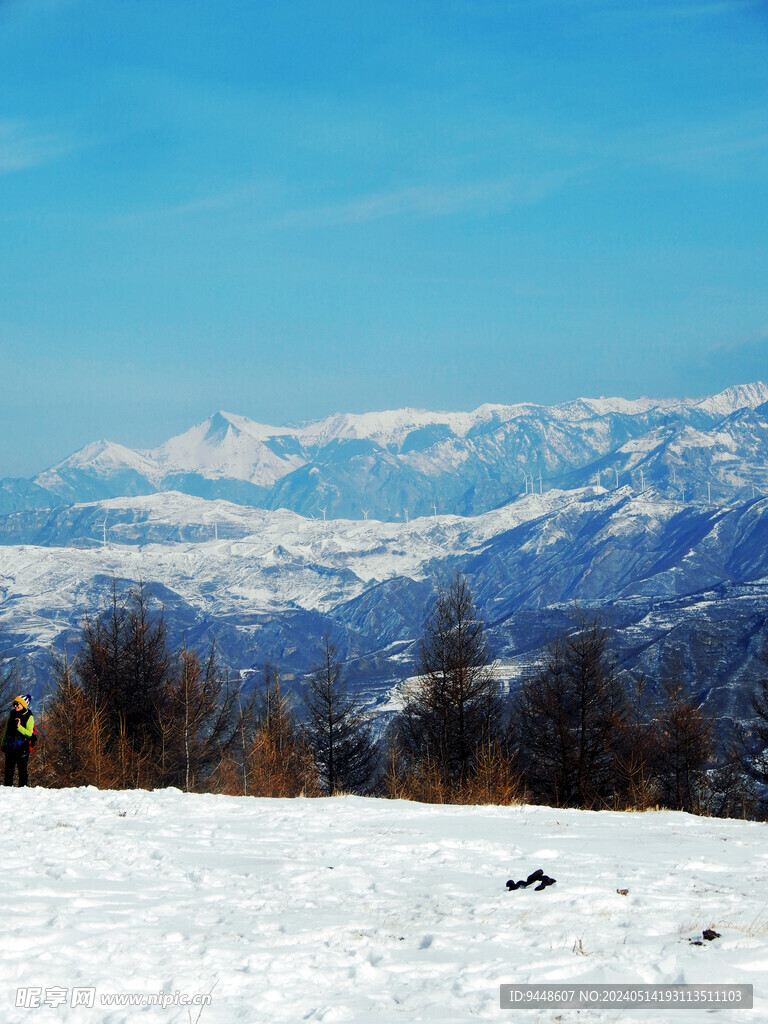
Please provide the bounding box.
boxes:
[616,888,629,896]
[506,869,555,891]
[536,876,561,892]
[506,868,547,890]
[690,940,703,946]
[702,929,720,941]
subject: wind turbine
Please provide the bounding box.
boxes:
[362,509,369,522]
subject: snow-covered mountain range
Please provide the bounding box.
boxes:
[1,383,767,713]
[3,381,768,519]
[1,487,767,718]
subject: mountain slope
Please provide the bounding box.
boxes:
[2,488,767,718]
[1,382,764,520]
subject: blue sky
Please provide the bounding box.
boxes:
[1,0,767,477]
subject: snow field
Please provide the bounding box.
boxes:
[3,787,767,1023]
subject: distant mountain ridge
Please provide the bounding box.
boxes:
[2,381,767,518]
[2,380,768,717]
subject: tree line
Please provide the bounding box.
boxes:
[13,575,768,819]
[24,581,377,797]
[387,577,768,818]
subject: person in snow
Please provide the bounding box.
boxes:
[2,694,34,787]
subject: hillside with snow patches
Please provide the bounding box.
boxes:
[1,383,768,710]
[3,787,768,1023]
[1,485,768,718]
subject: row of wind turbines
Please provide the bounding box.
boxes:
[96,467,764,544]
[524,464,762,503]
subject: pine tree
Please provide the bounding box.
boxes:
[44,580,245,791]
[750,641,768,787]
[121,580,172,749]
[653,655,714,813]
[395,574,503,786]
[514,614,627,807]
[73,580,172,784]
[304,636,379,795]
[613,672,660,809]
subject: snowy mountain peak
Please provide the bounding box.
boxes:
[153,412,302,487]
[205,410,293,442]
[557,395,687,420]
[294,408,457,446]
[294,403,548,446]
[203,411,238,444]
[35,439,158,488]
[694,381,768,417]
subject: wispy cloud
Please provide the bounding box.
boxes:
[611,111,768,178]
[621,0,765,22]
[98,180,282,229]
[283,171,574,228]
[525,0,765,22]
[0,119,75,173]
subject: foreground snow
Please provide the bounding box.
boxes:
[3,788,767,1023]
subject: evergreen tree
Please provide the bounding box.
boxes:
[43,580,244,792]
[750,641,768,787]
[304,636,379,795]
[514,614,627,807]
[394,573,503,786]
[75,580,171,751]
[653,655,714,813]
